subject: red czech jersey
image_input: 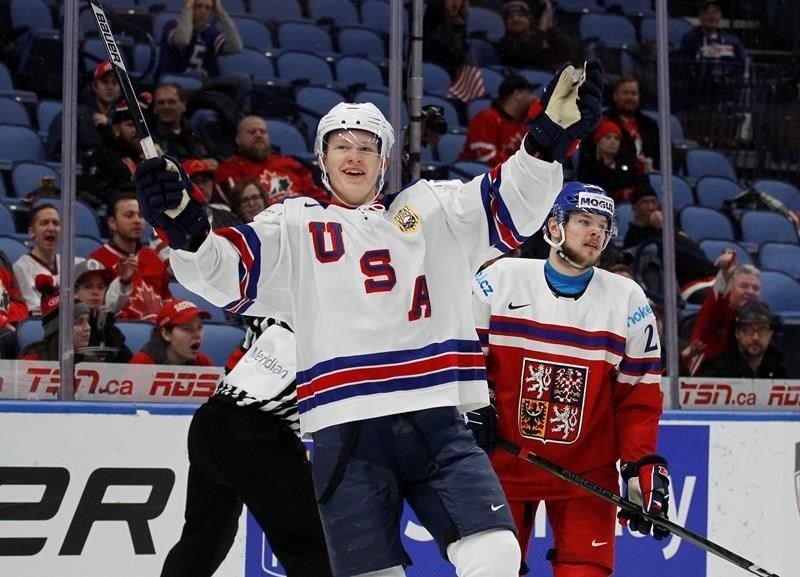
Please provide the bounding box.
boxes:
[216,154,327,206]
[472,258,663,500]
[90,242,172,322]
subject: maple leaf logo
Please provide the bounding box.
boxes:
[123,282,164,322]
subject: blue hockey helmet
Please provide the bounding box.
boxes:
[548,181,617,237]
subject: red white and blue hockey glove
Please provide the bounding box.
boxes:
[526,60,604,163]
[619,455,671,540]
[464,387,498,453]
[135,155,209,250]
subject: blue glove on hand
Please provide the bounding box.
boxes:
[527,60,604,163]
[619,455,671,540]
[135,155,209,250]
[464,388,498,453]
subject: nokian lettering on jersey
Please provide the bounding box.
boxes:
[627,303,653,327]
[518,358,587,444]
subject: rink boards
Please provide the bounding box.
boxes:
[0,400,797,576]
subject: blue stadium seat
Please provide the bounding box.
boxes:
[467,97,491,120]
[0,126,46,169]
[0,177,8,199]
[296,85,345,146]
[158,73,203,91]
[266,119,309,157]
[694,176,743,209]
[759,243,800,279]
[221,0,247,15]
[0,235,28,263]
[36,100,63,139]
[202,324,246,366]
[470,38,500,67]
[336,56,385,89]
[232,16,274,52]
[337,26,386,58]
[276,51,334,84]
[679,206,735,242]
[421,94,463,133]
[450,161,489,181]
[647,173,694,211]
[33,198,102,240]
[0,62,37,104]
[467,7,506,41]
[640,17,692,49]
[353,90,409,124]
[422,62,452,96]
[436,132,467,164]
[277,21,334,53]
[0,97,31,127]
[699,239,753,266]
[739,210,799,245]
[16,318,44,352]
[579,14,638,49]
[607,0,654,17]
[614,202,633,247]
[518,68,553,88]
[479,67,504,98]
[218,49,276,82]
[116,320,155,355]
[752,179,800,211]
[249,0,303,24]
[151,10,180,40]
[685,148,738,182]
[11,161,59,199]
[557,0,601,11]
[759,270,800,314]
[307,0,360,25]
[360,0,407,35]
[11,0,54,33]
[75,236,103,259]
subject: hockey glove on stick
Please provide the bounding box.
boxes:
[464,388,498,453]
[135,155,210,250]
[526,60,604,163]
[618,455,671,540]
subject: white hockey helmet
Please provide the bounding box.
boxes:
[314,102,395,158]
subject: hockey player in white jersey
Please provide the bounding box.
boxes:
[135,61,604,577]
[469,181,668,576]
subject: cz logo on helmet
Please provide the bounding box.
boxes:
[577,192,614,216]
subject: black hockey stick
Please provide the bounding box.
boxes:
[87,0,189,218]
[497,439,780,577]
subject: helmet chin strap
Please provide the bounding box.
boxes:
[544,223,592,271]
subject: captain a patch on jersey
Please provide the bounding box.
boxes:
[518,357,587,444]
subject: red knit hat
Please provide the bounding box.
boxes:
[593,119,622,144]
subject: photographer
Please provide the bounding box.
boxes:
[401,104,448,184]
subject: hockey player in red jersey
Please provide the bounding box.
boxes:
[134,61,604,577]
[470,181,669,576]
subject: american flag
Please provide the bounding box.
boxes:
[448,63,487,103]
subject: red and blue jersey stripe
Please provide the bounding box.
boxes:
[480,164,527,253]
[214,224,262,315]
[489,315,627,356]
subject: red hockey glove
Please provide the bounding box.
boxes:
[619,454,671,540]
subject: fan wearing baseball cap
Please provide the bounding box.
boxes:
[182,159,241,229]
[130,300,214,365]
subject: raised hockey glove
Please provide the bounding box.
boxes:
[618,455,671,540]
[135,155,209,250]
[526,60,604,163]
[464,388,498,453]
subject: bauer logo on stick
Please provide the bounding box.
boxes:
[89,5,125,67]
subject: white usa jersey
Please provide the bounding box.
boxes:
[170,148,563,433]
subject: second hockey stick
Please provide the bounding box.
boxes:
[497,439,780,577]
[87,0,190,218]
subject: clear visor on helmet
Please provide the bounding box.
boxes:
[323,128,382,158]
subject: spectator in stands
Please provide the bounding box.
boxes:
[19,276,93,362]
[495,0,580,72]
[581,75,660,176]
[683,251,761,375]
[623,187,716,302]
[155,0,246,136]
[699,301,787,378]
[228,178,268,224]
[130,299,214,366]
[422,0,469,76]
[679,0,748,65]
[577,118,656,203]
[0,250,27,359]
[90,192,172,322]
[153,83,215,164]
[460,74,535,165]
[74,259,133,363]
[13,204,62,314]
[47,60,120,166]
[183,159,241,229]
[87,99,158,208]
[215,116,327,205]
